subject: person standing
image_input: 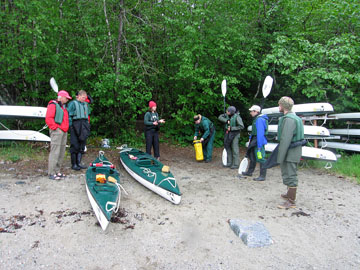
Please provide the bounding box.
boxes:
[241,105,269,181]
[276,97,304,209]
[144,101,165,160]
[45,90,71,180]
[193,114,216,163]
[218,106,244,169]
[67,90,91,170]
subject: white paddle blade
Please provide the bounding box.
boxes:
[238,158,249,174]
[222,148,227,166]
[262,76,273,98]
[221,79,227,97]
[50,77,58,93]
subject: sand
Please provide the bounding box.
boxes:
[1,145,360,270]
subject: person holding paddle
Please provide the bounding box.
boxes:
[241,105,269,181]
[218,106,244,169]
[144,101,165,161]
[193,114,216,163]
[45,90,71,180]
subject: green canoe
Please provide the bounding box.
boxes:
[119,145,181,204]
[85,152,122,230]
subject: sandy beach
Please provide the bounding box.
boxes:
[1,144,360,269]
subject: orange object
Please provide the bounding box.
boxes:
[96,174,107,183]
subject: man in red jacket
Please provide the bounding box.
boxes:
[45,90,71,180]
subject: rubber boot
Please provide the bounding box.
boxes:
[71,153,81,171]
[77,153,87,169]
[253,163,267,181]
[242,161,256,176]
[277,187,297,209]
[281,187,289,200]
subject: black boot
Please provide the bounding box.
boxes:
[77,153,87,169]
[71,153,81,171]
[253,163,267,181]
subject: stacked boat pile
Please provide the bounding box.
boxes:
[253,102,360,162]
[0,105,50,142]
[320,112,360,153]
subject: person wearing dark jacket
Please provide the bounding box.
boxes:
[67,90,91,170]
[242,105,269,181]
[193,114,216,163]
[45,90,71,180]
[276,96,304,209]
[144,101,165,160]
[218,106,244,169]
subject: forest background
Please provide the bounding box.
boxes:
[1,0,360,146]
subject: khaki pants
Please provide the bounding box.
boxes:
[48,128,67,175]
[280,161,298,187]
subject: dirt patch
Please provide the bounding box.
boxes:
[0,143,359,269]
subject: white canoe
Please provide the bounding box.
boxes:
[247,125,330,137]
[329,129,360,137]
[245,142,337,162]
[0,105,47,119]
[0,130,50,142]
[319,141,360,152]
[327,112,360,122]
[262,103,334,117]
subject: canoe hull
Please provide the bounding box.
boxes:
[119,147,181,204]
[0,105,47,119]
[85,155,121,231]
[0,130,50,142]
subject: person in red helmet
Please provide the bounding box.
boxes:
[45,90,71,180]
[144,101,165,160]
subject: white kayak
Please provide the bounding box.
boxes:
[327,112,360,122]
[319,141,360,152]
[0,130,50,142]
[329,129,360,137]
[246,142,337,162]
[262,103,334,117]
[247,125,330,137]
[0,105,47,119]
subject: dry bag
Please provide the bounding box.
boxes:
[193,140,204,161]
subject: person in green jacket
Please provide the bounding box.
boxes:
[144,101,165,160]
[193,114,216,163]
[67,90,91,171]
[218,106,244,169]
[276,96,304,209]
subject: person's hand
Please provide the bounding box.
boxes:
[227,126,231,131]
[159,119,165,124]
[200,138,204,142]
[257,150,262,160]
[153,121,158,126]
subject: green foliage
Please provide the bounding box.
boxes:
[1,0,360,144]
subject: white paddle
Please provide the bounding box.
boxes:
[221,79,227,113]
[262,76,273,98]
[238,157,249,174]
[221,79,228,166]
[50,77,59,93]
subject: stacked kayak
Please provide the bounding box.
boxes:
[85,152,123,230]
[119,145,181,204]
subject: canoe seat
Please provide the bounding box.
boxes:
[135,156,160,167]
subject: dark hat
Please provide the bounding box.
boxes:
[227,106,236,115]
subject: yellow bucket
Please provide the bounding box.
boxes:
[193,140,204,161]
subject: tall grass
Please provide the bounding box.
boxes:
[307,154,360,184]
[0,141,48,162]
